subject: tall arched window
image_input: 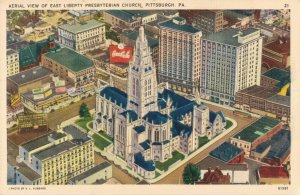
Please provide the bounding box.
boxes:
[155,130,159,142]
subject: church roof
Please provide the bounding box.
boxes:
[209,111,226,123]
[120,110,138,123]
[134,152,155,171]
[158,88,193,110]
[171,120,192,137]
[143,111,168,125]
[157,99,167,109]
[170,101,198,121]
[139,140,150,150]
[100,86,127,109]
[134,125,145,134]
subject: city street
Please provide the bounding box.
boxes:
[245,158,267,184]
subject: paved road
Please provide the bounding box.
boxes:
[155,105,256,184]
[245,158,266,184]
[94,152,138,184]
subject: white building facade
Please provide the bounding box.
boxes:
[158,17,202,94]
[58,19,105,54]
[7,49,19,76]
[200,28,263,106]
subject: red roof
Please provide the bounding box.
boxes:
[197,167,230,184]
[264,38,290,54]
[258,166,289,179]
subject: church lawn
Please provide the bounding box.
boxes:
[99,131,114,142]
[75,117,92,133]
[92,133,112,150]
[225,120,233,129]
[155,151,185,172]
[198,136,209,148]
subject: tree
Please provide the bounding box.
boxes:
[79,103,91,119]
[183,163,201,184]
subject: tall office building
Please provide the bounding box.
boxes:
[200,28,263,106]
[179,10,223,36]
[6,49,19,76]
[158,17,202,94]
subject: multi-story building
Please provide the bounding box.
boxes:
[41,47,95,92]
[7,49,19,76]
[158,17,202,94]
[179,10,223,36]
[16,125,94,185]
[93,27,226,179]
[104,10,157,29]
[58,19,105,54]
[261,67,290,92]
[200,28,263,106]
[235,85,290,123]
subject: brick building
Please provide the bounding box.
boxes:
[258,166,289,184]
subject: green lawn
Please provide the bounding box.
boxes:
[155,151,185,171]
[88,122,93,129]
[155,171,161,178]
[92,133,112,150]
[198,136,209,148]
[99,131,113,142]
[75,117,92,133]
[225,120,233,129]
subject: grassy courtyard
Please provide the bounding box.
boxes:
[99,131,113,142]
[155,151,185,171]
[92,133,112,150]
[198,136,209,148]
[75,117,93,133]
[225,120,233,129]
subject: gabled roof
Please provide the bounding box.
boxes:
[158,88,193,110]
[210,142,243,163]
[209,111,226,123]
[143,111,168,125]
[170,101,198,121]
[134,125,145,134]
[100,86,128,109]
[120,110,138,123]
[134,152,155,171]
[171,120,192,137]
[139,140,150,150]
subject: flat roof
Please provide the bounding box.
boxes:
[33,141,76,161]
[237,85,277,99]
[159,17,201,33]
[7,48,18,55]
[233,117,281,143]
[267,94,290,107]
[17,162,41,181]
[59,19,103,34]
[21,132,67,152]
[106,10,155,23]
[263,67,290,81]
[259,166,289,179]
[210,142,243,163]
[44,48,94,72]
[197,156,248,171]
[63,125,90,143]
[8,67,52,85]
[69,161,111,183]
[204,28,260,46]
[121,30,158,48]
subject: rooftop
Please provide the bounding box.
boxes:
[134,152,155,171]
[224,10,252,19]
[133,125,145,134]
[253,130,290,161]
[264,38,290,54]
[210,111,226,124]
[210,142,243,163]
[17,162,41,181]
[263,67,290,82]
[59,19,104,34]
[100,86,127,109]
[120,110,138,123]
[33,141,75,161]
[143,111,168,125]
[63,125,90,142]
[106,10,155,23]
[139,140,150,150]
[7,48,18,55]
[21,131,66,152]
[267,94,290,107]
[44,48,94,72]
[237,85,277,99]
[258,166,289,179]
[172,120,192,137]
[204,28,260,47]
[69,161,111,183]
[170,102,198,121]
[159,17,201,33]
[158,88,193,110]
[8,67,52,85]
[233,117,281,143]
[122,30,159,48]
[197,156,248,171]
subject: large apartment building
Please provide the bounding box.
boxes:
[58,19,105,54]
[6,49,19,76]
[179,10,223,36]
[200,28,263,106]
[158,17,202,94]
